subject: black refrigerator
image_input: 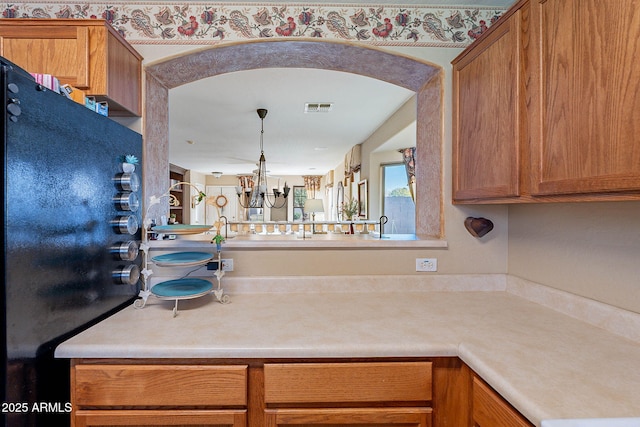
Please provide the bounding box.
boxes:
[2,57,143,426]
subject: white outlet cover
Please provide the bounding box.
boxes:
[416,258,437,272]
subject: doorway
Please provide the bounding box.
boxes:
[143,39,443,238]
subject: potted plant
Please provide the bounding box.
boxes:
[121,154,138,173]
[340,197,359,234]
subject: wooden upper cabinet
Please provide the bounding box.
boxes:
[452,0,640,203]
[452,6,524,201]
[0,19,142,116]
[529,0,640,196]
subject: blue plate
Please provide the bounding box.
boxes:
[151,278,213,299]
[151,251,213,267]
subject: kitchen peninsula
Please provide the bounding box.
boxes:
[56,275,640,427]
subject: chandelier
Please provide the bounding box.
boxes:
[235,108,290,209]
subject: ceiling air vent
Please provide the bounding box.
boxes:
[305,102,333,113]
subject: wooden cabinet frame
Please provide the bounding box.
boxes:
[69,357,533,427]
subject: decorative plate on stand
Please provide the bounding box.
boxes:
[151,251,213,267]
[151,278,213,300]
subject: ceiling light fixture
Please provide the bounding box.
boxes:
[235,108,290,209]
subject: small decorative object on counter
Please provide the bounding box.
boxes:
[341,196,359,234]
[340,196,359,221]
[212,233,224,252]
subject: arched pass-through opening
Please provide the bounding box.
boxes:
[144,39,443,238]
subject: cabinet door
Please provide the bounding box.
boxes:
[0,24,91,88]
[74,409,246,427]
[472,377,532,427]
[265,408,431,427]
[530,0,640,196]
[452,8,524,201]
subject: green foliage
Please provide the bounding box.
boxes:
[341,197,359,220]
[388,187,411,197]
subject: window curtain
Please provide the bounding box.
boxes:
[303,175,322,198]
[399,147,416,201]
[344,144,362,183]
[237,175,254,190]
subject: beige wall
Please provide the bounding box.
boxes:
[508,202,640,314]
[136,43,639,314]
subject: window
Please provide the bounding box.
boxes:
[292,186,307,221]
[382,163,415,234]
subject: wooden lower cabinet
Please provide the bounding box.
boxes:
[69,358,533,427]
[472,376,533,427]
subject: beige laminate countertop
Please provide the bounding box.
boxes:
[55,280,640,427]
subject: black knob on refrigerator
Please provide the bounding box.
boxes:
[7,102,21,117]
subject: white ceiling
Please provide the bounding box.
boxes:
[169,68,415,177]
[168,0,517,178]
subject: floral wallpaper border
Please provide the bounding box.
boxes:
[2,2,505,46]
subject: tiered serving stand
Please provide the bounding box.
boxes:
[134,183,229,317]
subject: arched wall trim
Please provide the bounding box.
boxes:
[144,39,443,238]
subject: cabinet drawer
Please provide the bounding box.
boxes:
[264,362,432,404]
[472,377,532,427]
[265,407,432,426]
[74,364,247,407]
[75,409,247,426]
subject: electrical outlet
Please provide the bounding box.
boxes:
[221,258,234,272]
[416,258,437,272]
